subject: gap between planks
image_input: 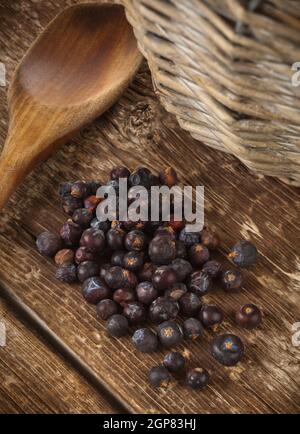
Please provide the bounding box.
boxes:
[0,281,131,414]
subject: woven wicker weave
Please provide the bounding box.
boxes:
[121,0,300,185]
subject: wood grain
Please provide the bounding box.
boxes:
[0,297,116,414]
[0,0,299,414]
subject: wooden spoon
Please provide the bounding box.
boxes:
[0,3,142,209]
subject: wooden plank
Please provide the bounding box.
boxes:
[0,297,117,414]
[0,0,299,414]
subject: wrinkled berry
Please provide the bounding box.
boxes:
[202,260,222,278]
[60,220,83,247]
[36,231,62,257]
[165,283,187,301]
[132,328,158,352]
[123,251,144,271]
[124,230,146,252]
[136,282,158,305]
[157,321,183,348]
[110,166,130,180]
[123,302,146,324]
[183,318,204,340]
[235,304,262,329]
[211,334,244,366]
[77,261,100,282]
[122,269,138,289]
[152,266,178,291]
[72,208,93,228]
[113,288,136,306]
[62,195,83,215]
[179,292,202,316]
[149,366,172,388]
[106,228,125,250]
[106,314,128,337]
[179,228,200,248]
[199,304,224,328]
[229,240,258,267]
[82,276,111,303]
[186,368,209,390]
[80,228,106,253]
[104,266,125,289]
[75,247,97,264]
[71,181,89,199]
[189,270,213,296]
[171,258,192,282]
[201,228,220,250]
[96,299,118,320]
[159,167,178,187]
[188,243,210,267]
[149,296,179,324]
[222,269,243,292]
[155,226,176,241]
[148,236,176,265]
[138,262,157,282]
[55,264,77,283]
[163,351,185,372]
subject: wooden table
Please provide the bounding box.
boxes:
[0,0,299,414]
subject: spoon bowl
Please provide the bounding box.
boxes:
[0,3,142,209]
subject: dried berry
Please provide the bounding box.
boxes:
[167,215,185,233]
[62,195,83,215]
[84,195,101,211]
[199,304,224,328]
[179,228,200,248]
[60,220,83,247]
[179,292,202,316]
[186,368,209,390]
[152,266,178,291]
[229,240,258,267]
[171,258,193,282]
[211,334,244,366]
[165,283,187,301]
[129,167,152,189]
[104,266,125,289]
[189,270,213,296]
[54,249,74,266]
[132,328,158,353]
[149,366,172,388]
[90,218,110,232]
[106,228,125,250]
[157,321,183,348]
[136,282,158,305]
[149,296,179,324]
[82,276,111,304]
[71,181,89,199]
[163,352,185,373]
[123,251,144,271]
[36,231,62,257]
[188,243,210,267]
[222,269,243,292]
[155,226,176,241]
[113,288,136,306]
[175,240,187,259]
[110,166,130,180]
[106,314,128,337]
[235,304,262,329]
[80,228,106,253]
[55,264,77,283]
[159,167,178,187]
[72,208,93,228]
[74,247,97,264]
[77,261,100,282]
[96,299,118,320]
[99,263,110,280]
[202,260,222,278]
[183,318,204,340]
[201,228,220,250]
[138,262,157,282]
[124,230,147,252]
[122,269,138,289]
[148,236,176,265]
[123,302,146,324]
[110,250,126,267]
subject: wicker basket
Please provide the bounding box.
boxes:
[121,0,300,185]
